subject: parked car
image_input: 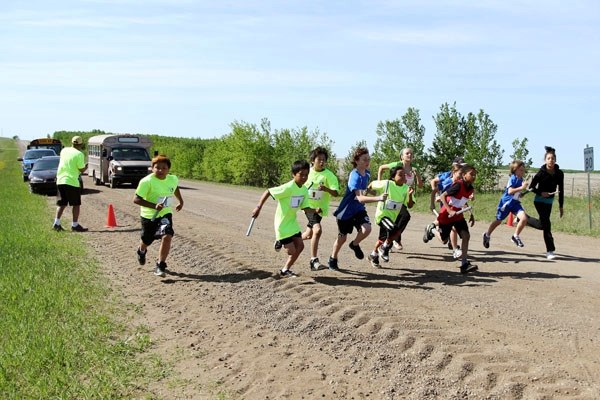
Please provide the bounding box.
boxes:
[28,156,60,195]
[18,149,57,181]
[28,156,85,195]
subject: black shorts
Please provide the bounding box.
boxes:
[140,213,174,246]
[439,218,468,242]
[56,184,82,206]
[377,217,400,241]
[280,232,301,245]
[305,212,323,228]
[336,210,371,236]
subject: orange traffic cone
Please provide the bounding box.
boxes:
[105,204,118,228]
[506,212,514,227]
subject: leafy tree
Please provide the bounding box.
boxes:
[372,107,426,177]
[510,138,533,169]
[427,102,465,178]
[463,110,504,192]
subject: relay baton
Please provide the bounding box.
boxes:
[455,206,472,215]
[246,217,256,236]
[151,198,168,221]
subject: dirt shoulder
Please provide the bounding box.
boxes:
[54,178,600,399]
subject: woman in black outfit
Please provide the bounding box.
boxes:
[528,146,564,259]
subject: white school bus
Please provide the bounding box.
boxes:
[87,134,154,188]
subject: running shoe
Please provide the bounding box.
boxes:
[460,261,478,274]
[309,258,323,271]
[482,232,490,249]
[453,248,463,259]
[511,235,524,247]
[378,244,390,262]
[349,241,364,259]
[328,257,339,271]
[154,261,167,277]
[423,223,435,243]
[368,253,381,268]
[71,224,89,232]
[137,248,146,265]
[546,251,556,260]
[52,224,64,232]
[274,240,282,252]
[279,269,297,277]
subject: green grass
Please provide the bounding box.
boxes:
[408,187,600,237]
[0,139,165,399]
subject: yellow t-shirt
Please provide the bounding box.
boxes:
[135,174,179,219]
[269,180,310,240]
[370,180,413,224]
[305,168,339,217]
[56,147,85,187]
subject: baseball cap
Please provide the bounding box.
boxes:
[72,136,84,145]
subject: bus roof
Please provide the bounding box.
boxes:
[88,134,153,147]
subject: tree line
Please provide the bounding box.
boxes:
[51,102,531,193]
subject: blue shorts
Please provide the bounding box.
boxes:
[496,200,524,221]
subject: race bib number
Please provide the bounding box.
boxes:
[290,195,304,208]
[384,200,401,210]
[309,189,323,200]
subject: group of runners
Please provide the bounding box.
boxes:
[251,145,565,278]
[52,135,565,279]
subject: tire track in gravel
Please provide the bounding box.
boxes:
[56,179,600,399]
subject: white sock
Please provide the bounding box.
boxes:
[54,218,60,225]
[72,222,80,227]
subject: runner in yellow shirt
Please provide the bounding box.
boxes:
[302,147,340,271]
[367,167,415,268]
[134,155,184,277]
[252,160,319,277]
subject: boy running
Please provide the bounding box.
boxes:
[483,160,529,248]
[328,147,382,271]
[302,147,340,271]
[134,155,184,277]
[367,166,414,268]
[426,164,478,274]
[252,160,317,277]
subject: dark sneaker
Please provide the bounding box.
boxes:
[482,232,490,249]
[511,235,524,247]
[279,269,297,278]
[154,261,167,277]
[368,253,380,268]
[328,257,339,271]
[52,224,64,232]
[423,223,435,243]
[274,240,282,252]
[460,261,478,274]
[378,244,390,262]
[137,248,146,265]
[71,224,89,232]
[447,240,453,250]
[309,258,323,271]
[349,241,364,259]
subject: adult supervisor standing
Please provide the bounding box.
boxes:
[53,136,89,232]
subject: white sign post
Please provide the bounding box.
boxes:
[584,146,594,230]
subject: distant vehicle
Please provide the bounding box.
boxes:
[28,156,60,195]
[87,134,154,188]
[18,148,57,181]
[27,138,63,155]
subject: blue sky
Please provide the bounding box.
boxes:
[1,0,598,170]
